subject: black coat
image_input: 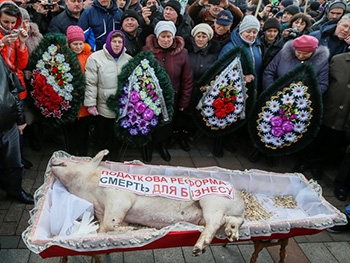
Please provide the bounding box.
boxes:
[47,9,82,34]
[0,56,25,133]
[184,36,221,87]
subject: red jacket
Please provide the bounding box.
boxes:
[77,43,93,118]
[0,1,29,99]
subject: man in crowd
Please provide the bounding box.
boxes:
[47,0,84,34]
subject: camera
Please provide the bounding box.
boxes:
[270,3,280,15]
[288,28,299,39]
[44,0,54,10]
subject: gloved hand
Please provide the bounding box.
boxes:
[87,106,99,116]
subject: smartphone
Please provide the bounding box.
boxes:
[149,5,158,21]
[10,29,19,36]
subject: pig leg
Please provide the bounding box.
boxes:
[100,199,136,232]
[224,216,244,241]
[192,207,225,256]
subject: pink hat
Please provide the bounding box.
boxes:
[292,35,318,52]
[66,25,85,44]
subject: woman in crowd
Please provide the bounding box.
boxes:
[262,35,329,94]
[84,30,132,160]
[63,25,93,156]
[143,20,193,162]
[183,23,221,151]
[282,13,312,39]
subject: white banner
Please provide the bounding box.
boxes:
[99,170,235,201]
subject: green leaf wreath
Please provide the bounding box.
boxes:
[107,51,174,148]
[26,33,86,127]
[248,63,323,156]
[190,46,257,137]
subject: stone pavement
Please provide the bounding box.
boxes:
[1,132,350,263]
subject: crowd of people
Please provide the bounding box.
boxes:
[0,0,350,210]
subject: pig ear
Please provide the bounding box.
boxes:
[91,150,109,164]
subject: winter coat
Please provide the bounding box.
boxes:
[84,45,132,118]
[0,2,28,100]
[121,29,144,57]
[184,36,221,85]
[259,34,285,71]
[25,22,43,55]
[309,20,349,59]
[77,43,93,118]
[262,40,330,93]
[322,52,350,132]
[219,29,263,79]
[0,56,25,133]
[78,0,123,51]
[143,35,193,109]
[47,9,82,34]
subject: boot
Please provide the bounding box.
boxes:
[159,142,171,161]
[178,130,190,152]
[142,142,153,162]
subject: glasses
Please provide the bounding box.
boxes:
[69,0,83,3]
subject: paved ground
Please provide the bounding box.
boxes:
[1,131,350,263]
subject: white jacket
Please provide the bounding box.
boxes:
[84,45,132,118]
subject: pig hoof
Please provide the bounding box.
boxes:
[192,246,203,256]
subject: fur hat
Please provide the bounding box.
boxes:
[191,23,214,40]
[292,35,318,52]
[19,7,30,21]
[329,0,347,11]
[121,9,140,25]
[154,20,176,38]
[239,15,260,35]
[263,17,281,32]
[284,5,300,15]
[164,0,181,16]
[216,10,233,26]
[66,25,85,44]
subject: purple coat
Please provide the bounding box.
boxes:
[262,40,330,94]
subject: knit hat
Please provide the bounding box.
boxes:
[191,23,214,40]
[121,9,140,25]
[19,7,30,21]
[164,0,181,16]
[239,15,260,35]
[329,0,347,11]
[105,30,125,58]
[292,35,318,52]
[263,17,281,32]
[216,10,233,26]
[281,0,293,7]
[309,1,320,11]
[154,20,176,38]
[284,5,300,15]
[66,25,85,44]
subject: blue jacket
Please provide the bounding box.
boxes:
[219,29,262,78]
[78,0,123,51]
[309,20,349,60]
